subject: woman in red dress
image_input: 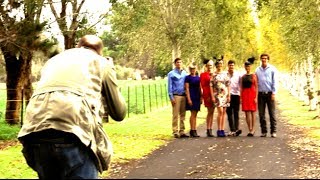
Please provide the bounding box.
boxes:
[200,59,215,137]
[240,57,258,136]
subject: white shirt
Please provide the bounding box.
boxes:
[228,71,242,95]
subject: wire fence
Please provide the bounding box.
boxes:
[0,80,170,125]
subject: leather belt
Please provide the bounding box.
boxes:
[173,93,186,96]
[259,91,272,95]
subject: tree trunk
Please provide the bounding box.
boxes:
[63,33,76,50]
[306,55,317,111]
[171,40,180,69]
[22,52,33,106]
[2,47,23,125]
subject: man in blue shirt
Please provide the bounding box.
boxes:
[255,53,278,138]
[168,58,189,138]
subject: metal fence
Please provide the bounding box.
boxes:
[0,81,170,124]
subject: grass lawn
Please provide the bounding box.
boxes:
[0,86,319,178]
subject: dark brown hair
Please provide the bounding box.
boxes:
[174,57,182,63]
[260,53,270,60]
[228,60,235,65]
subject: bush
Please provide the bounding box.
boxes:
[115,65,136,80]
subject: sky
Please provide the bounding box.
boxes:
[41,0,112,49]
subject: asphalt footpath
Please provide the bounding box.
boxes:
[107,102,320,179]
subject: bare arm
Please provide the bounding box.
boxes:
[185,82,192,105]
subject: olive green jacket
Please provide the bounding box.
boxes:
[18,48,127,172]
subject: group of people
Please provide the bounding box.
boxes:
[167,53,278,138]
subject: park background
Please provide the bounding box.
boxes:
[0,0,320,178]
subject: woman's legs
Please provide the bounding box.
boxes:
[245,111,256,136]
[217,107,223,130]
[250,111,256,133]
[190,110,198,130]
[206,107,214,129]
[206,107,215,137]
[245,111,251,132]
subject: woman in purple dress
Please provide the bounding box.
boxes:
[185,63,202,137]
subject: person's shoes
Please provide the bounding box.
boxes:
[247,133,254,137]
[190,130,200,137]
[221,130,226,137]
[217,130,226,137]
[217,130,221,137]
[180,133,189,138]
[173,134,179,138]
[207,129,214,137]
[271,133,277,138]
[235,130,242,136]
[260,133,267,137]
[227,131,236,137]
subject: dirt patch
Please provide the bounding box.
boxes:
[0,140,19,150]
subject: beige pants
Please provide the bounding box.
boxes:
[172,95,186,135]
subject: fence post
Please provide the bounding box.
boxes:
[148,84,151,112]
[20,88,24,127]
[155,84,158,109]
[165,83,168,106]
[160,83,163,107]
[142,85,146,114]
[135,86,138,114]
[127,86,130,118]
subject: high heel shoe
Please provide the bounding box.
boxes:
[207,129,214,137]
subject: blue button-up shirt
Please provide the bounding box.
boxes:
[255,64,278,94]
[167,68,187,101]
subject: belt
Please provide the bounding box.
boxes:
[259,91,272,95]
[21,130,80,144]
[173,93,186,96]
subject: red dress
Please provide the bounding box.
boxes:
[241,74,257,111]
[200,72,214,107]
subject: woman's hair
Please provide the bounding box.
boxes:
[214,55,224,66]
[245,57,255,66]
[188,62,197,71]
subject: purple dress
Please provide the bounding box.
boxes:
[185,75,201,111]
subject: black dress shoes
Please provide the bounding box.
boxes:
[180,133,189,138]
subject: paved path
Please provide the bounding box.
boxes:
[107,103,320,179]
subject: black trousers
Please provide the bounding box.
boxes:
[226,95,240,132]
[258,92,277,134]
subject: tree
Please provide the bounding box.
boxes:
[0,0,55,124]
[256,0,320,113]
[47,0,108,50]
[108,0,256,77]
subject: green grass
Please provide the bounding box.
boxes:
[119,79,169,115]
[0,145,37,179]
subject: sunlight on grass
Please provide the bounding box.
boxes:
[277,87,320,154]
